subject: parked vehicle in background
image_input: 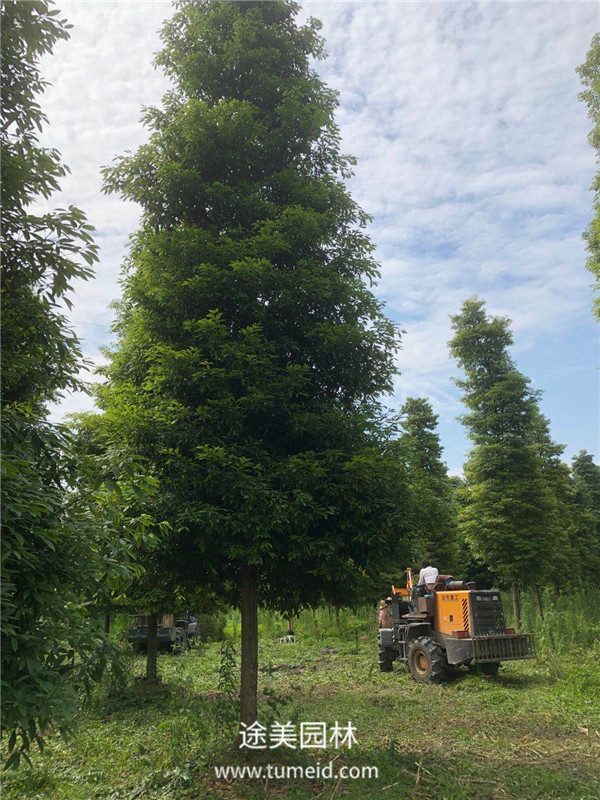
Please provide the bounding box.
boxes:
[128,613,197,654]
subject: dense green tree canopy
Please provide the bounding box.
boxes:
[1,1,156,765]
[529,411,578,583]
[400,398,446,479]
[449,475,498,589]
[577,32,600,318]
[98,0,411,724]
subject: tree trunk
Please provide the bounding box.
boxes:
[104,613,110,635]
[146,612,158,682]
[511,583,521,633]
[287,615,294,635]
[533,584,545,621]
[240,567,258,727]
[335,607,340,628]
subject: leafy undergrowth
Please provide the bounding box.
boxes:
[3,621,600,800]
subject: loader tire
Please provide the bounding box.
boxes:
[407,637,447,683]
[378,644,394,672]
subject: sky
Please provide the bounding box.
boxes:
[40,0,600,474]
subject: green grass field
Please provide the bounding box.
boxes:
[4,596,600,800]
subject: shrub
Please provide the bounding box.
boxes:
[195,612,227,643]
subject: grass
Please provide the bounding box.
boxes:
[3,593,600,800]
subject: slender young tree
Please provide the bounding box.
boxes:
[448,298,560,628]
[99,0,410,727]
[577,33,600,318]
[75,414,171,683]
[399,398,457,571]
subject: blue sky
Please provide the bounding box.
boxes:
[41,1,599,473]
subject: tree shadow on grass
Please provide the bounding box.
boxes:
[440,665,551,690]
[495,672,550,689]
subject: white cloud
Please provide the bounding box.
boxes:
[38,0,172,417]
[38,0,599,470]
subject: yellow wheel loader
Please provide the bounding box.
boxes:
[378,568,536,681]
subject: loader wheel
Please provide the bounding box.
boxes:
[407,637,446,683]
[378,643,394,672]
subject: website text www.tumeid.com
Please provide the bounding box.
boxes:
[213,762,379,780]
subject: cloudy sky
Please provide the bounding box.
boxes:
[41,0,599,473]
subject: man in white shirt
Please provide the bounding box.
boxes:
[418,560,439,590]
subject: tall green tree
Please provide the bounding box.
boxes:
[399,397,457,571]
[577,33,600,318]
[1,1,155,766]
[450,475,499,589]
[525,412,576,613]
[571,450,600,572]
[448,298,560,628]
[99,0,410,727]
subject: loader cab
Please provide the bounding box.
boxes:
[391,592,411,621]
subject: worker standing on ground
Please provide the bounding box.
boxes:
[418,560,439,591]
[378,599,393,628]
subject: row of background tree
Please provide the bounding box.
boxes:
[2,0,599,769]
[397,334,600,626]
